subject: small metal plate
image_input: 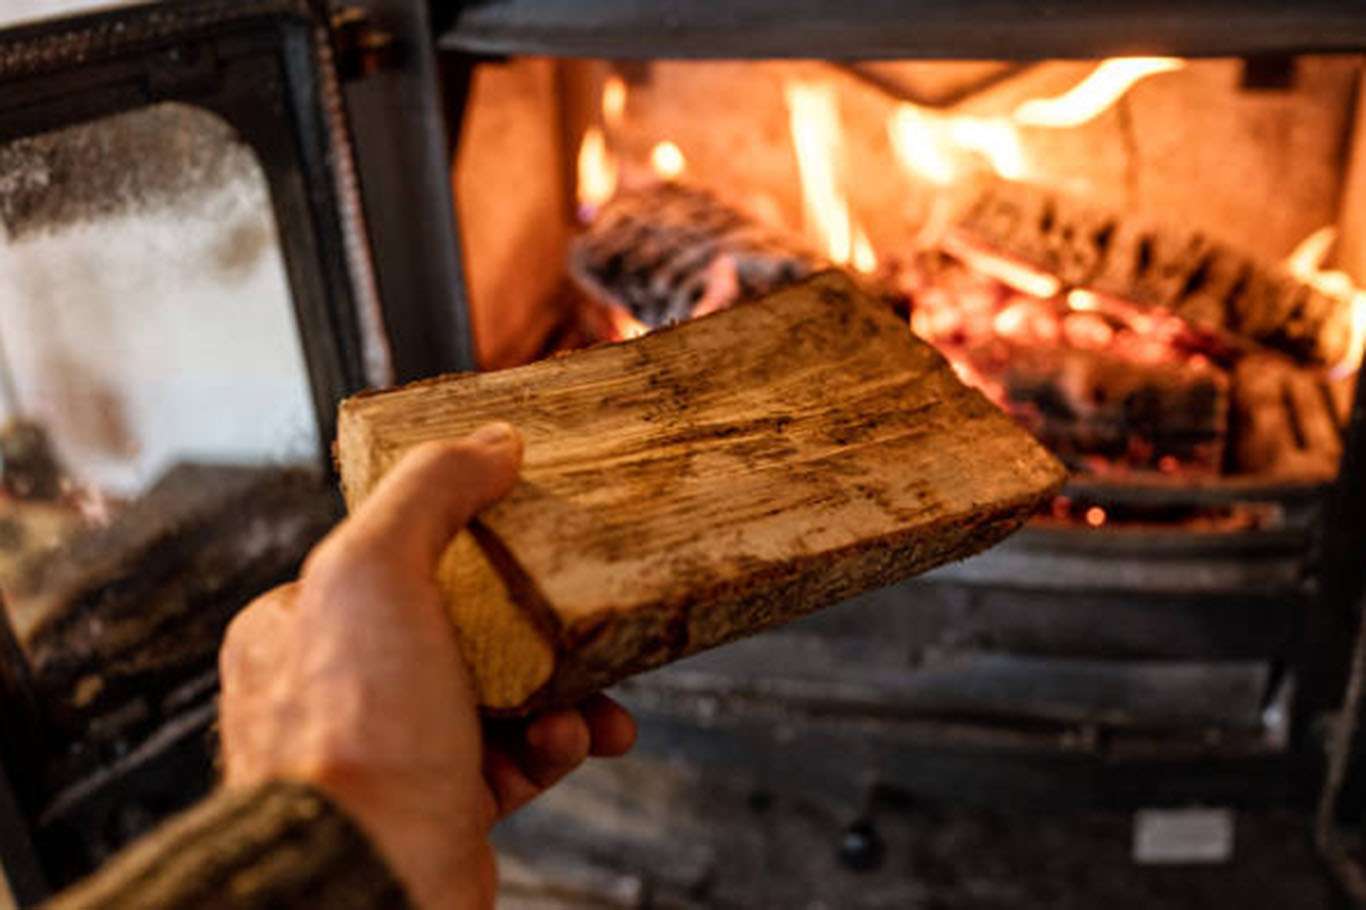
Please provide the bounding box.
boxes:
[1133,808,1235,864]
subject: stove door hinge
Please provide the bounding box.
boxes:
[329,7,397,82]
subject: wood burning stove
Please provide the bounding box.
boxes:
[418,0,1366,889]
[423,0,1366,787]
[3,0,1366,904]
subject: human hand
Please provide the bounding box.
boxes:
[219,423,636,910]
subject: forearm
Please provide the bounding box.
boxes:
[44,781,410,910]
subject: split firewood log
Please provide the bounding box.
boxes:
[954,181,1353,367]
[336,272,1065,714]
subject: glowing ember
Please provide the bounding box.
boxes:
[942,232,1062,299]
[1062,311,1115,350]
[602,76,627,126]
[1084,506,1107,527]
[784,81,875,271]
[1067,289,1102,312]
[650,140,687,180]
[576,126,618,222]
[1014,58,1186,128]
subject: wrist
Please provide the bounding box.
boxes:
[287,761,494,910]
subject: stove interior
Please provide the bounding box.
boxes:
[457,54,1366,531]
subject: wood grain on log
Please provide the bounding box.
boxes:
[337,272,1065,714]
[954,181,1353,366]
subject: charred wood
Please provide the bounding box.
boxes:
[978,342,1229,474]
[1230,354,1348,479]
[570,183,822,329]
[955,181,1353,366]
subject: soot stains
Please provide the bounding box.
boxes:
[0,103,264,240]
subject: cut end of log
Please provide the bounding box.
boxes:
[337,271,1065,714]
[437,532,555,709]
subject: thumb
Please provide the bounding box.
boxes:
[331,422,524,576]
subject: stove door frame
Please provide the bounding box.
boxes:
[0,0,379,896]
[0,0,375,457]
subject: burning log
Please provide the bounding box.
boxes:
[1230,353,1349,479]
[982,342,1229,475]
[12,463,340,768]
[569,183,822,330]
[336,272,1065,715]
[954,181,1353,367]
[909,251,1233,475]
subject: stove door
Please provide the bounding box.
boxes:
[0,1,387,898]
[0,0,381,453]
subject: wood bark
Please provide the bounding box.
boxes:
[336,272,1065,714]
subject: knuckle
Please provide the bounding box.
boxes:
[300,531,398,599]
[302,533,367,584]
[221,606,256,664]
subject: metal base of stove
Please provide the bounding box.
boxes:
[492,754,1333,909]
[605,536,1322,815]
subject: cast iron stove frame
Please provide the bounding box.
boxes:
[2,0,1366,902]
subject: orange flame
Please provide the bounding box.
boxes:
[602,76,627,127]
[576,126,617,221]
[650,140,686,180]
[612,310,650,340]
[852,226,877,275]
[889,57,1187,188]
[888,104,958,186]
[1285,226,1366,378]
[1287,226,1340,280]
[1014,58,1185,128]
[887,102,1027,184]
[785,81,877,272]
[948,117,1027,181]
